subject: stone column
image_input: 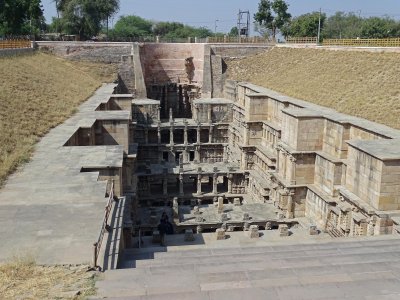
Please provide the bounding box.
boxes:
[157,106,161,121]
[184,126,188,145]
[179,174,184,195]
[207,106,212,122]
[169,127,174,146]
[163,177,168,196]
[196,174,202,195]
[157,125,161,144]
[212,174,218,194]
[196,125,201,144]
[144,128,149,144]
[275,146,280,173]
[209,126,213,143]
[223,145,228,163]
[290,155,296,185]
[228,174,233,194]
[195,145,200,162]
[286,191,294,219]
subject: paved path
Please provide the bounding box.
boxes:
[0,84,124,265]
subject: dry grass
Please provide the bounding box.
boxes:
[0,255,97,299]
[0,52,117,186]
[226,47,400,129]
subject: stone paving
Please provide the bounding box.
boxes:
[0,84,123,264]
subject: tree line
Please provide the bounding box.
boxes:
[1,0,400,41]
[254,0,400,41]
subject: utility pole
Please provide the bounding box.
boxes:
[214,19,219,34]
[317,8,321,45]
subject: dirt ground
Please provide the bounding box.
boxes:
[0,256,99,299]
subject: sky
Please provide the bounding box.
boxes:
[41,0,400,34]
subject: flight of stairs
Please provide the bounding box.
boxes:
[92,236,400,299]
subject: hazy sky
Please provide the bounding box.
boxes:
[41,0,400,33]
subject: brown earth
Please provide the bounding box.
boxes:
[0,255,98,299]
[226,47,400,129]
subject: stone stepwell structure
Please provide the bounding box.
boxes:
[2,42,400,298]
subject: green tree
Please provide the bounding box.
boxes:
[0,0,44,36]
[254,0,291,41]
[361,17,400,38]
[286,11,326,38]
[57,0,119,39]
[322,12,362,39]
[110,15,153,38]
[228,26,239,37]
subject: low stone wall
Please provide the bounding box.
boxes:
[35,41,132,63]
[211,44,271,58]
[0,48,35,58]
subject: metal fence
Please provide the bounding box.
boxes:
[285,37,318,44]
[322,38,400,47]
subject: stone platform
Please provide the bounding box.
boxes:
[0,84,122,264]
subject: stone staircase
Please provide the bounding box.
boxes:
[92,236,400,299]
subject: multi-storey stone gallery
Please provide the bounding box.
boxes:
[2,43,400,295]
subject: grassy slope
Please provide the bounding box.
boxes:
[0,256,96,299]
[227,47,400,129]
[0,52,117,186]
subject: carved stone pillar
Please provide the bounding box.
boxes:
[209,126,213,143]
[207,106,212,122]
[163,177,168,196]
[170,127,174,146]
[196,174,202,195]
[290,155,296,185]
[286,191,294,219]
[196,125,201,144]
[223,145,228,163]
[144,128,149,144]
[157,125,161,144]
[184,126,188,145]
[228,174,233,194]
[275,146,280,173]
[212,174,218,194]
[179,174,184,195]
[195,145,200,162]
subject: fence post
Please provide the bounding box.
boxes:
[93,242,98,269]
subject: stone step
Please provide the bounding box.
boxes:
[93,270,400,299]
[104,251,400,282]
[123,235,400,261]
[131,245,400,268]
[146,237,400,259]
[105,258,400,283]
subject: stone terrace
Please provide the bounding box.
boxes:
[0,84,122,264]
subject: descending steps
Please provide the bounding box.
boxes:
[92,236,400,299]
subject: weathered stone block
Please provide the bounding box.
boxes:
[243,213,250,221]
[249,225,259,238]
[152,230,161,243]
[233,198,241,206]
[279,224,289,237]
[216,228,226,240]
[309,225,318,235]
